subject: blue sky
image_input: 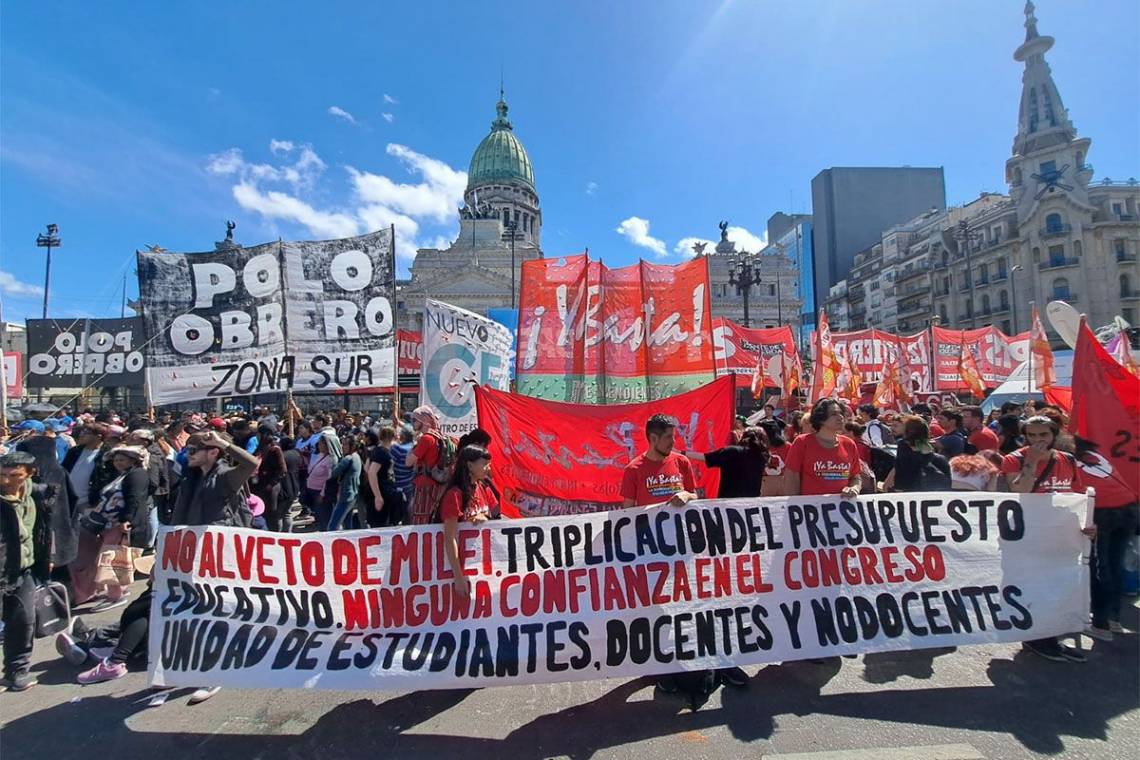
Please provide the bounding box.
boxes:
[2,0,1137,324]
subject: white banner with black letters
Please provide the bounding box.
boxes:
[25,318,145,388]
[421,299,512,435]
[137,230,394,404]
[149,492,1090,692]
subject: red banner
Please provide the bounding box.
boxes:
[932,327,1029,390]
[1071,319,1140,501]
[475,376,734,516]
[713,318,797,388]
[515,254,715,404]
[826,329,933,393]
[3,352,21,398]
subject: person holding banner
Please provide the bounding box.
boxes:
[784,400,861,498]
[684,426,767,499]
[440,445,497,600]
[620,415,698,509]
[1000,415,1090,662]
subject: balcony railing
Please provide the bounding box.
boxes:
[1040,224,1072,239]
[1117,251,1138,263]
[958,281,973,292]
[1122,290,1140,300]
[1052,292,1078,302]
[993,271,1009,281]
[990,304,1011,315]
[1039,258,1080,271]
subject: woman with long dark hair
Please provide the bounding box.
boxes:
[881,415,950,493]
[996,414,1024,455]
[440,445,498,600]
[685,426,768,499]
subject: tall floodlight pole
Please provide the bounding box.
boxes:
[36,223,61,318]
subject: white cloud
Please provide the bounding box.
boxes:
[615,216,667,258]
[206,140,468,269]
[327,106,357,124]
[383,94,398,105]
[674,237,716,257]
[381,113,395,124]
[725,225,767,253]
[585,181,598,196]
[232,183,359,239]
[0,270,44,297]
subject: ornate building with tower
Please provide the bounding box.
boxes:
[397,91,543,329]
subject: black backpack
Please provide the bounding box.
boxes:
[916,452,952,491]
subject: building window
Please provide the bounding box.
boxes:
[1053,277,1071,300]
[1124,308,1136,325]
[1040,160,1056,175]
[999,258,1008,277]
[1045,213,1064,233]
[1115,239,1127,255]
[1000,290,1009,310]
[768,285,776,297]
[982,294,991,314]
[1002,320,1011,334]
[502,208,510,224]
[1048,245,1065,265]
[939,306,949,323]
[1122,274,1133,297]
[1113,203,1124,217]
[1032,246,1041,263]
[1073,240,1082,257]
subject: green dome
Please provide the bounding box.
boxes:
[467,98,535,193]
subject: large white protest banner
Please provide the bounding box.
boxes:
[149,493,1089,692]
[421,299,512,436]
[137,229,395,404]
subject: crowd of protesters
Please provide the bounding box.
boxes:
[0,392,1134,701]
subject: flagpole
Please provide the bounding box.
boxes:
[1028,300,1035,400]
[391,224,400,427]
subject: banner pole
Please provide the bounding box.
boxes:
[391,224,399,427]
[1028,300,1035,401]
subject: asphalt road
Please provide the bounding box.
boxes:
[1,583,1136,760]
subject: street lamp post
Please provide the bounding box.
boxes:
[504,220,520,309]
[1010,264,1023,333]
[955,220,982,329]
[728,253,763,328]
[35,224,61,318]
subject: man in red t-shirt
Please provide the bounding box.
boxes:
[621,414,697,508]
[962,405,999,452]
[999,415,1093,663]
[1000,417,1081,494]
[785,399,862,498]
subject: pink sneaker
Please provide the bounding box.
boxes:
[77,659,127,685]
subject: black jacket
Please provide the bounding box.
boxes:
[17,436,78,567]
[0,484,55,591]
[95,467,153,549]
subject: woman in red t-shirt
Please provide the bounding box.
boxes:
[441,445,498,600]
[785,399,862,498]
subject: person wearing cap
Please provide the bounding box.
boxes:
[933,408,967,458]
[41,418,73,463]
[0,451,56,691]
[69,445,152,611]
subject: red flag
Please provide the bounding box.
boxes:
[1071,317,1140,501]
[1030,304,1056,390]
[783,345,802,397]
[475,376,734,515]
[810,311,843,402]
[958,339,987,399]
[750,352,766,400]
[871,359,897,410]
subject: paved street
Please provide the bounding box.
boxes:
[2,579,1136,760]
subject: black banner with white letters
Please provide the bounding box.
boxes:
[25,318,146,388]
[137,230,395,404]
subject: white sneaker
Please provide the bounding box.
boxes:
[92,593,131,613]
[1109,621,1124,634]
[189,686,221,704]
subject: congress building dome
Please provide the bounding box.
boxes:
[463,89,541,246]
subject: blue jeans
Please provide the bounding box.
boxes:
[328,498,354,530]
